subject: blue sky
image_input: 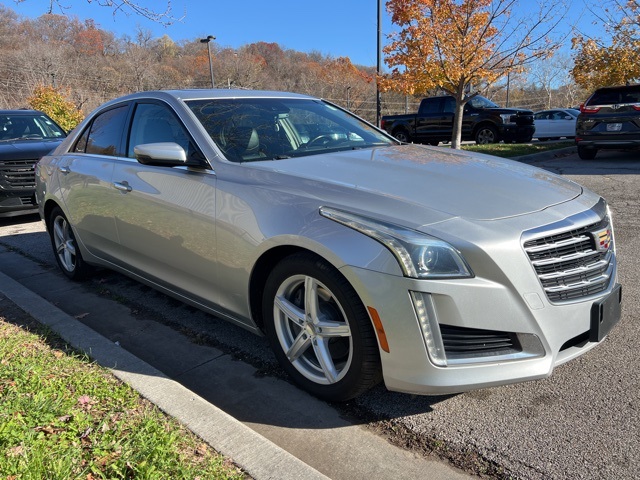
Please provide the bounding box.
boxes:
[8,0,599,67]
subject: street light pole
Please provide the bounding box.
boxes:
[200,35,216,88]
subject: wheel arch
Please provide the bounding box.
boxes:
[472,121,499,143]
[42,198,62,231]
[248,225,400,332]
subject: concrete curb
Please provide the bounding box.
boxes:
[513,145,577,163]
[0,270,328,480]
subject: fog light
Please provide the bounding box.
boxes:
[410,291,447,366]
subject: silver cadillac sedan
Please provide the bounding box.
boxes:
[35,90,621,401]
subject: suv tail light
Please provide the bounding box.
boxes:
[580,104,601,114]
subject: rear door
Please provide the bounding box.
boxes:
[415,98,444,141]
[57,103,129,261]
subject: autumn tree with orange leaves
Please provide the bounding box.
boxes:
[572,0,640,91]
[381,0,566,148]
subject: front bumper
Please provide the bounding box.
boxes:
[0,193,38,217]
[342,264,619,395]
[500,124,535,142]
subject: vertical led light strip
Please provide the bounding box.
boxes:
[410,291,447,367]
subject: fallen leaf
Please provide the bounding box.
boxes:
[74,313,90,320]
[34,425,55,435]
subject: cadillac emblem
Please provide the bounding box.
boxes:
[593,228,613,252]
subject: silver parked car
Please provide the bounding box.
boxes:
[36,90,621,401]
[533,108,580,141]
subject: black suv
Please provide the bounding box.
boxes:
[0,110,66,217]
[576,84,640,160]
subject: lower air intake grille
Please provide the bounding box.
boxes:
[440,325,521,359]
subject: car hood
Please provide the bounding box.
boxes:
[0,139,64,160]
[255,144,582,223]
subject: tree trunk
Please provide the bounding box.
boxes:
[451,84,467,149]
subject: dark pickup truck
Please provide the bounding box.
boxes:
[381,95,535,145]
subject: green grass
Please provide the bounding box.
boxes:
[459,140,574,158]
[0,305,245,480]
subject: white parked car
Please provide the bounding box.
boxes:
[533,108,580,141]
[35,90,621,401]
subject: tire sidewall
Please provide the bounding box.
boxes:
[262,253,379,401]
[48,206,88,281]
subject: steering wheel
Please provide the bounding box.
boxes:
[304,134,336,148]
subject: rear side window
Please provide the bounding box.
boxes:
[419,99,441,115]
[74,105,128,156]
[588,86,640,106]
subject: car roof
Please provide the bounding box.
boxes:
[113,89,316,103]
[0,109,47,115]
[592,84,640,93]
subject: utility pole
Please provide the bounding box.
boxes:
[200,35,216,88]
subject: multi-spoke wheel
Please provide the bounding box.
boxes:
[263,253,381,401]
[48,206,91,280]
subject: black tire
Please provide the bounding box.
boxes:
[577,145,598,160]
[262,253,382,401]
[393,128,411,143]
[48,206,92,281]
[475,124,498,144]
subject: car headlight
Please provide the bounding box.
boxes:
[320,207,473,279]
[500,113,515,124]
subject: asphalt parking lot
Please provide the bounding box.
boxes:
[0,147,638,479]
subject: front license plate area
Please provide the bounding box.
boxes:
[590,284,622,342]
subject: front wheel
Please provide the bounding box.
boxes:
[475,125,498,144]
[48,206,92,281]
[262,253,381,401]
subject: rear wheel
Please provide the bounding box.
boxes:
[577,145,598,160]
[48,206,92,280]
[392,128,411,143]
[262,253,381,401]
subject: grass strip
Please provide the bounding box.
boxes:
[0,301,246,480]
[460,141,574,158]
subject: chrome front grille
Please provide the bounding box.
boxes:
[0,159,38,189]
[523,217,614,302]
[0,159,37,189]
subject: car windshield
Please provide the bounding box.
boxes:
[186,98,396,162]
[0,113,66,141]
[467,96,499,109]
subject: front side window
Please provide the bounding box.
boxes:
[75,105,129,156]
[187,98,395,162]
[127,103,192,158]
